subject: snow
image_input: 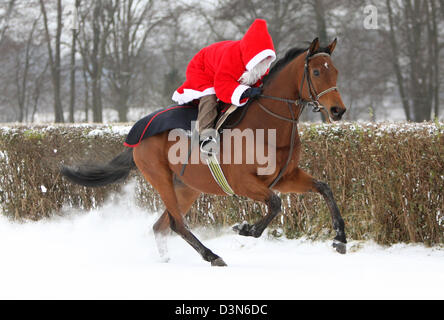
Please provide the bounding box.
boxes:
[0,185,443,300]
[87,125,131,137]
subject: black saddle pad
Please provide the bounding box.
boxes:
[123,101,249,148]
[124,104,198,147]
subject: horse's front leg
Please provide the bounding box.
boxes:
[274,168,347,254]
[233,192,281,238]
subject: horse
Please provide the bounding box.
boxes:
[61,38,347,266]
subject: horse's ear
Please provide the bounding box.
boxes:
[308,37,320,56]
[326,38,337,55]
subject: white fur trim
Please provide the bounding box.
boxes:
[245,49,276,71]
[239,56,271,85]
[172,87,216,104]
[231,84,250,106]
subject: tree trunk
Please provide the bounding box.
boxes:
[69,28,77,122]
[92,78,102,123]
[91,0,103,123]
[69,1,80,123]
[81,57,90,122]
[431,0,440,119]
[313,0,328,45]
[54,0,64,123]
[40,0,64,123]
[116,89,129,122]
[386,0,411,121]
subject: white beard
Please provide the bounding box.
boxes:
[239,57,272,85]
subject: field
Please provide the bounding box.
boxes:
[1,183,443,300]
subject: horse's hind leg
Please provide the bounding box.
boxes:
[152,180,225,266]
[274,168,347,254]
[153,210,171,262]
[135,136,225,266]
[170,181,226,266]
[152,177,200,262]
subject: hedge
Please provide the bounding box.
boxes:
[0,122,443,246]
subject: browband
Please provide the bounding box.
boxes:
[308,52,331,60]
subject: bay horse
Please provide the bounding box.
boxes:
[61,38,347,266]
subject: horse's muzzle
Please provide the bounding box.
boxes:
[330,106,346,121]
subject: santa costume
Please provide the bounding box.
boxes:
[172,19,276,108]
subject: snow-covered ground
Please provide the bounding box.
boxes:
[1,186,443,300]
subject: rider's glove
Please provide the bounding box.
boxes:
[240,87,262,101]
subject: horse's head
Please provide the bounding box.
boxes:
[300,38,346,122]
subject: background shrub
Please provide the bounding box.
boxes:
[0,122,443,245]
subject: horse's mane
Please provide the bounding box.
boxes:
[239,45,330,110]
[263,45,330,85]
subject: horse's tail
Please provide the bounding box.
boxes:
[60,148,136,187]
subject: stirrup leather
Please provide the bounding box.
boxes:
[205,154,235,196]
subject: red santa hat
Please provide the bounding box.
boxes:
[240,19,276,71]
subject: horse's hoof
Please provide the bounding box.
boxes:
[211,257,227,267]
[333,241,346,254]
[233,222,260,237]
[233,221,249,233]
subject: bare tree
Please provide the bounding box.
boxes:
[14,18,39,122]
[105,0,168,122]
[0,1,51,123]
[78,0,116,123]
[29,62,49,123]
[0,0,441,123]
[312,0,329,46]
[0,0,16,45]
[69,0,80,123]
[429,0,440,119]
[386,0,441,122]
[161,3,191,105]
[39,0,64,123]
[201,0,306,51]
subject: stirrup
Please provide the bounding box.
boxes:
[200,136,219,156]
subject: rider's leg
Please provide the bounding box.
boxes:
[196,94,219,155]
[196,94,218,133]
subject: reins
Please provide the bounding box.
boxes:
[266,98,298,189]
[257,50,338,189]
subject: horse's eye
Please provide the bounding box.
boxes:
[313,69,320,77]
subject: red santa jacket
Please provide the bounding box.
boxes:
[172,19,276,107]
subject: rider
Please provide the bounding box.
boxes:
[172,19,276,150]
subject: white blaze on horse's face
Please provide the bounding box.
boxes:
[324,62,329,69]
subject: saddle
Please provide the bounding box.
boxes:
[214,101,249,132]
[123,99,249,148]
[123,100,249,196]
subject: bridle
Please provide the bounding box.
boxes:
[256,50,338,189]
[257,51,338,124]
